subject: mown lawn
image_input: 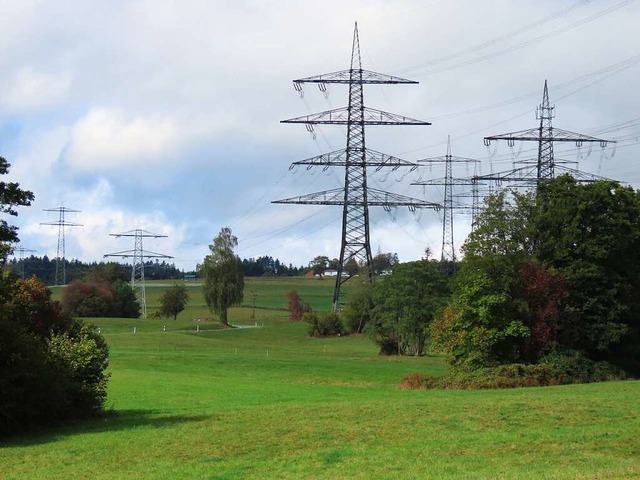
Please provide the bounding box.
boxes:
[3,282,639,479]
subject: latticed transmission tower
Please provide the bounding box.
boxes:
[41,206,82,286]
[476,80,614,187]
[412,136,480,263]
[104,229,173,319]
[12,246,36,279]
[273,23,440,311]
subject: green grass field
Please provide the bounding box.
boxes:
[3,280,639,479]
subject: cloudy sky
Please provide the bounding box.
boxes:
[4,0,640,271]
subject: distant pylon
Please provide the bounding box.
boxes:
[104,229,173,319]
[41,206,82,286]
[412,136,480,264]
[13,246,36,279]
[476,80,615,187]
[274,23,439,311]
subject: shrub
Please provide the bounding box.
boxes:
[48,320,110,415]
[62,279,139,318]
[304,312,344,337]
[0,273,111,435]
[62,280,114,317]
[399,357,626,390]
[286,290,312,321]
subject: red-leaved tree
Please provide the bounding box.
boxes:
[287,290,312,321]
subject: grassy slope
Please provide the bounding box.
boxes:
[3,282,639,479]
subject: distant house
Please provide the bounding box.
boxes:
[323,269,338,277]
[183,274,197,281]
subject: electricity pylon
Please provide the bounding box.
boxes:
[13,246,37,279]
[104,229,173,319]
[273,23,440,311]
[412,136,480,264]
[41,206,82,286]
[476,80,615,187]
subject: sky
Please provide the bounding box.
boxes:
[3,0,640,271]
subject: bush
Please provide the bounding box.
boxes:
[286,290,312,322]
[400,356,625,390]
[0,273,111,436]
[62,279,139,318]
[48,320,110,415]
[304,312,344,337]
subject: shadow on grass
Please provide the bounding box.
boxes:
[2,409,213,447]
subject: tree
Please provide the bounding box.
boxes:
[200,227,244,326]
[286,290,312,321]
[309,255,330,277]
[62,280,114,317]
[371,251,399,275]
[433,176,640,376]
[159,283,190,320]
[0,157,34,263]
[0,272,110,434]
[61,279,140,318]
[111,280,141,318]
[368,260,450,356]
[342,269,373,334]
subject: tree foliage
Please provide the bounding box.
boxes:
[286,290,312,322]
[371,251,399,275]
[159,283,190,320]
[342,270,373,334]
[367,260,450,356]
[0,271,110,435]
[200,227,244,326]
[432,176,640,376]
[61,279,140,318]
[309,255,330,277]
[0,157,34,263]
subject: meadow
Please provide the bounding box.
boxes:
[2,279,639,479]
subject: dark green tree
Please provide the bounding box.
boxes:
[310,255,330,277]
[111,280,141,318]
[433,176,640,375]
[368,260,450,356]
[159,283,190,320]
[535,177,640,372]
[342,268,373,334]
[0,157,34,263]
[200,227,244,326]
[371,251,399,275]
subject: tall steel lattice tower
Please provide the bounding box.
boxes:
[274,23,440,311]
[104,229,173,319]
[41,206,82,286]
[476,80,615,187]
[412,136,480,264]
[13,246,36,279]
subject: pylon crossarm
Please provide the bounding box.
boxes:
[109,229,168,238]
[412,178,476,186]
[282,106,430,125]
[473,164,541,183]
[273,188,346,205]
[366,188,441,210]
[484,127,614,145]
[418,155,480,164]
[290,148,418,170]
[553,166,612,183]
[294,69,418,85]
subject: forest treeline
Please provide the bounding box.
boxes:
[7,254,306,285]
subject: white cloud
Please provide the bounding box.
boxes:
[0,68,72,113]
[64,108,227,170]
